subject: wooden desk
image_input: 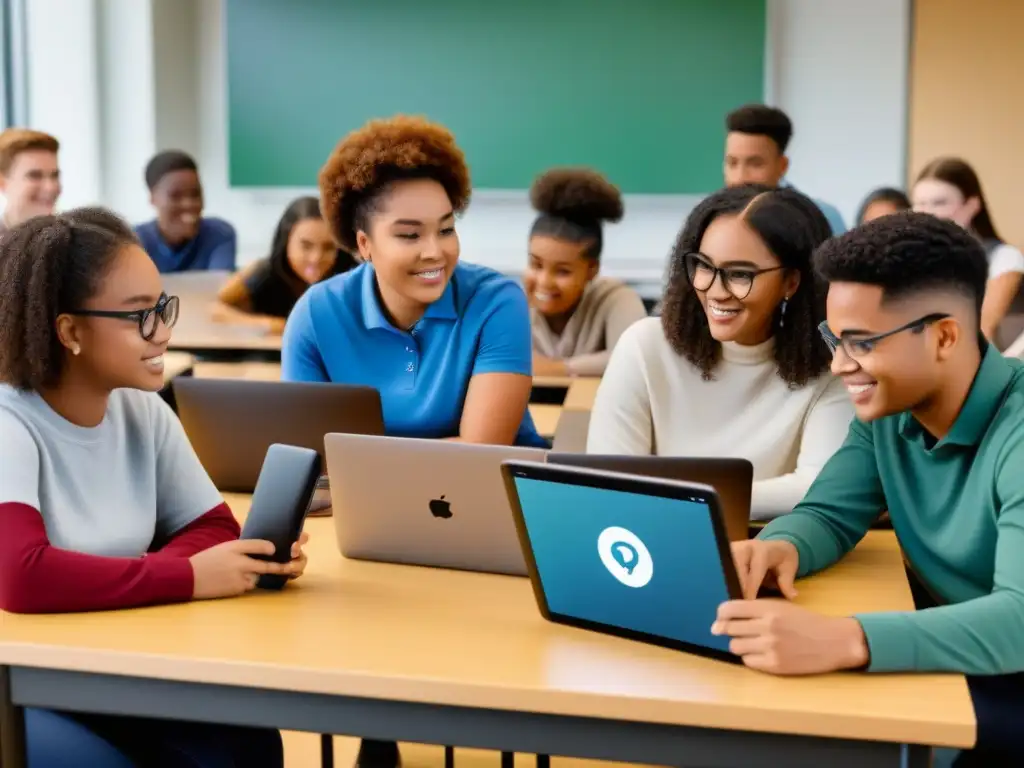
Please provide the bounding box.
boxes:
[529,404,562,439]
[164,271,282,355]
[162,352,195,385]
[0,497,973,768]
[562,378,600,411]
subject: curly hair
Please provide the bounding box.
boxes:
[528,167,623,262]
[0,207,139,391]
[814,211,988,320]
[144,150,198,190]
[726,105,793,154]
[318,115,472,253]
[660,184,832,387]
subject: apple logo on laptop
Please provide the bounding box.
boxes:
[429,495,453,519]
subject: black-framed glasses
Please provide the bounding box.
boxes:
[818,313,950,358]
[71,294,180,341]
[684,252,785,300]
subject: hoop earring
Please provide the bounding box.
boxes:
[779,297,789,328]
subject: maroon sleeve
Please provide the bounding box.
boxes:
[0,502,194,614]
[154,503,240,559]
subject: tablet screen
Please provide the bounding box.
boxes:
[512,473,735,656]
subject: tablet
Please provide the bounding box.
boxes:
[501,460,743,663]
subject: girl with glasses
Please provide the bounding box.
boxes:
[587,185,854,520]
[0,208,303,767]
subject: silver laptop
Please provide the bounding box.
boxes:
[324,433,547,576]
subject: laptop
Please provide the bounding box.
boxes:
[324,433,547,575]
[545,454,753,542]
[500,460,742,663]
[173,378,385,493]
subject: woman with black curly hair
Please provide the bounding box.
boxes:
[525,167,646,376]
[282,114,544,448]
[587,185,853,520]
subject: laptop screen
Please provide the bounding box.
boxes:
[512,473,734,655]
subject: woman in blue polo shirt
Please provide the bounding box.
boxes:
[283,115,543,446]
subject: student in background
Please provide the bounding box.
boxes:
[136,150,237,273]
[525,167,646,376]
[0,208,307,766]
[856,187,911,225]
[587,185,853,520]
[0,128,61,230]
[912,157,1024,343]
[723,104,846,235]
[212,196,358,333]
[717,213,1024,765]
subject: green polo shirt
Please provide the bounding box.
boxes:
[759,344,1024,674]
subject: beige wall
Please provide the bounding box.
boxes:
[909,0,1024,247]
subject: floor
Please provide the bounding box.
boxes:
[282,733,645,768]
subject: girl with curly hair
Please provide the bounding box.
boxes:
[0,207,306,766]
[212,196,358,333]
[282,115,544,448]
[525,167,646,376]
[586,185,853,520]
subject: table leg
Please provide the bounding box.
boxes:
[445,745,454,768]
[0,667,26,768]
[319,733,334,768]
[501,751,514,768]
[536,754,550,768]
[904,744,932,768]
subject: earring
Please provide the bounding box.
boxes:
[779,297,790,328]
[70,343,81,356]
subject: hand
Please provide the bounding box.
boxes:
[711,599,869,675]
[532,353,568,377]
[188,539,291,600]
[730,539,800,600]
[286,532,309,581]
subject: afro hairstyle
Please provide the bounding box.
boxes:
[318,115,471,253]
[813,211,989,320]
[528,167,623,262]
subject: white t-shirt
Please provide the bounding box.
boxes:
[987,243,1024,280]
[586,317,854,520]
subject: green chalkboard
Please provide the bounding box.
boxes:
[226,0,765,194]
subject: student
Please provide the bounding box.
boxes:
[856,186,911,225]
[587,185,853,520]
[714,212,1024,765]
[136,150,237,273]
[912,157,1023,343]
[0,208,308,766]
[525,167,646,376]
[0,128,61,230]
[212,196,358,333]
[723,104,846,235]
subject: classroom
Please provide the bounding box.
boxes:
[0,0,1022,766]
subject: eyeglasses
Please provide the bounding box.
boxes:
[818,313,950,358]
[71,294,180,341]
[684,252,785,300]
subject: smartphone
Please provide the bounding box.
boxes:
[239,443,322,590]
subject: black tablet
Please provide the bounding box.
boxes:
[501,460,743,663]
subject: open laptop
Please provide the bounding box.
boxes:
[173,378,385,492]
[324,433,547,575]
[545,454,753,542]
[501,460,742,663]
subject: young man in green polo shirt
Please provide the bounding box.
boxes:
[711,212,1024,763]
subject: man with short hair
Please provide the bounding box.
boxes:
[0,128,61,230]
[714,212,1024,764]
[723,104,846,234]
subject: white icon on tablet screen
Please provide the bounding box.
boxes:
[597,526,653,588]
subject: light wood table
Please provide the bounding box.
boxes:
[562,378,600,411]
[529,404,562,439]
[0,496,973,768]
[162,352,195,385]
[164,271,282,355]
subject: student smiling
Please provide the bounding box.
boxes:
[135,150,237,273]
[0,128,61,230]
[282,116,542,443]
[587,185,853,519]
[525,167,646,377]
[718,212,1024,764]
[0,208,305,766]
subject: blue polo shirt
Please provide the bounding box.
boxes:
[281,261,545,447]
[135,217,237,273]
